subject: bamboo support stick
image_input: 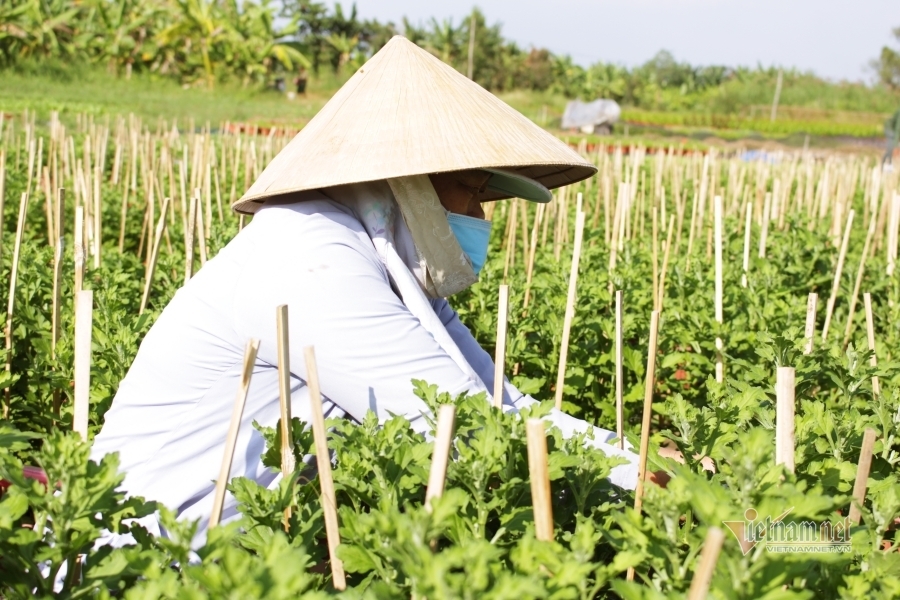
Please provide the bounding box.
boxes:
[526,418,554,542]
[686,527,725,600]
[73,290,93,440]
[848,428,877,525]
[775,366,795,473]
[863,293,880,396]
[51,188,65,417]
[523,204,543,310]
[842,213,876,349]
[194,188,208,265]
[493,284,509,409]
[758,192,771,258]
[74,207,85,296]
[424,404,457,511]
[3,192,28,418]
[184,195,197,284]
[633,310,661,512]
[276,304,295,531]
[303,346,347,590]
[742,202,752,287]
[139,198,170,315]
[714,195,724,383]
[554,211,586,411]
[651,207,659,310]
[209,338,260,528]
[615,290,624,450]
[822,210,855,343]
[657,215,675,313]
[804,293,818,355]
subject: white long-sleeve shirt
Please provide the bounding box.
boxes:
[91,197,636,539]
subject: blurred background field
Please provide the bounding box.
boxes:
[2,1,900,148]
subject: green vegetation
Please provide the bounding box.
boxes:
[2,0,900,139]
[0,115,898,597]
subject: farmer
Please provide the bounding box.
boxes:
[91,37,642,544]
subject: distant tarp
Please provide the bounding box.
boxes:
[561,99,621,132]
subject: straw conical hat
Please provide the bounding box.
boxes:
[234,35,595,214]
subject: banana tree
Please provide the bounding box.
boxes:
[156,0,229,87]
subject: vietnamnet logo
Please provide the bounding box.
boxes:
[723,508,853,554]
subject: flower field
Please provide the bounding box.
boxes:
[0,111,898,598]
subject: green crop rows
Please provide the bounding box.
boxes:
[0,114,898,598]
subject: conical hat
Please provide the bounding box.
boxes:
[233,36,595,214]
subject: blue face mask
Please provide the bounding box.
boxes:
[447,213,493,275]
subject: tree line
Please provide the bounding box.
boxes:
[1,0,897,113]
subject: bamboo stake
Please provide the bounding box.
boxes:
[651,207,659,310]
[627,309,660,583]
[526,418,554,541]
[74,207,85,296]
[775,366,795,473]
[194,188,208,265]
[863,293,880,396]
[51,188,65,417]
[633,310,661,511]
[714,195,724,383]
[303,346,347,591]
[822,210,855,343]
[758,192,771,258]
[615,290,624,450]
[842,213,876,349]
[657,215,675,312]
[523,204,543,310]
[209,338,260,528]
[554,211,586,411]
[848,428,877,526]
[139,198,170,315]
[72,290,93,440]
[276,304,295,531]
[3,192,28,417]
[493,284,509,409]
[424,404,457,511]
[184,195,197,284]
[686,527,726,600]
[0,150,5,267]
[804,293,818,355]
[742,202,752,287]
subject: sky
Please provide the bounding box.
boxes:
[343,0,898,82]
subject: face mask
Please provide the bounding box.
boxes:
[446,213,492,275]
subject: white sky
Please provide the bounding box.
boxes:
[344,0,898,82]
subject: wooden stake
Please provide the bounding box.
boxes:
[526,418,554,541]
[74,206,85,296]
[209,338,260,528]
[633,310,661,511]
[615,290,624,450]
[424,404,456,511]
[493,284,509,409]
[822,210,855,343]
[687,527,726,600]
[758,192,771,258]
[842,213,876,349]
[554,211,586,411]
[139,198,170,315]
[742,202,751,287]
[276,304,295,531]
[848,428,877,525]
[657,215,675,313]
[863,293,880,396]
[194,188,208,265]
[523,204,543,310]
[3,192,28,418]
[184,195,197,284]
[714,195,724,383]
[304,346,347,591]
[804,293,818,355]
[775,366,795,473]
[651,207,659,310]
[51,189,65,417]
[73,290,93,440]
